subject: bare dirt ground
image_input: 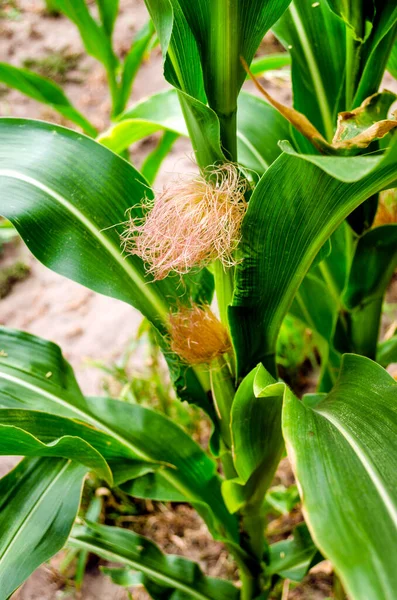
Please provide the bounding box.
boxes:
[0,1,375,598]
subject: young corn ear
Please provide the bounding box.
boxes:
[122,164,248,280]
[168,304,231,365]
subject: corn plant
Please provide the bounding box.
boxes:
[0,1,397,599]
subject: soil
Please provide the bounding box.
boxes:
[2,1,392,599]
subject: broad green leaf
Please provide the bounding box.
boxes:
[70,521,239,600]
[0,328,237,542]
[237,91,292,176]
[96,0,119,37]
[0,457,86,600]
[0,118,171,328]
[229,137,397,377]
[377,334,397,367]
[283,354,397,599]
[0,62,96,136]
[268,523,318,582]
[100,89,291,175]
[273,0,346,140]
[0,410,112,483]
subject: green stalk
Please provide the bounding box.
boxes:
[107,67,121,119]
[209,0,239,159]
[210,356,235,448]
[214,260,235,328]
[167,14,265,594]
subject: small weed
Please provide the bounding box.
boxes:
[23,48,82,84]
[0,261,30,299]
[0,0,20,20]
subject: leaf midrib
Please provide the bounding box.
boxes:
[0,369,205,506]
[0,169,167,320]
[315,407,397,528]
[0,460,71,568]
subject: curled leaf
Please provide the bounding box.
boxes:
[242,59,397,156]
[240,56,328,152]
[332,91,397,151]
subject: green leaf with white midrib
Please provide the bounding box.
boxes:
[283,354,397,599]
[315,406,397,526]
[0,168,166,321]
[0,368,152,463]
[0,119,216,338]
[229,137,397,377]
[0,460,71,567]
[0,420,112,483]
[0,457,87,599]
[0,119,175,328]
[0,328,238,542]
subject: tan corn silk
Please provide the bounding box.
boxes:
[122,164,248,280]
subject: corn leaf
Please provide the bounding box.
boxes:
[223,365,284,513]
[377,335,397,368]
[283,354,397,599]
[0,62,96,136]
[144,0,224,168]
[273,0,346,141]
[0,327,238,542]
[53,0,118,74]
[100,89,292,175]
[229,137,397,376]
[0,457,87,600]
[172,0,291,139]
[0,411,113,483]
[70,521,239,600]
